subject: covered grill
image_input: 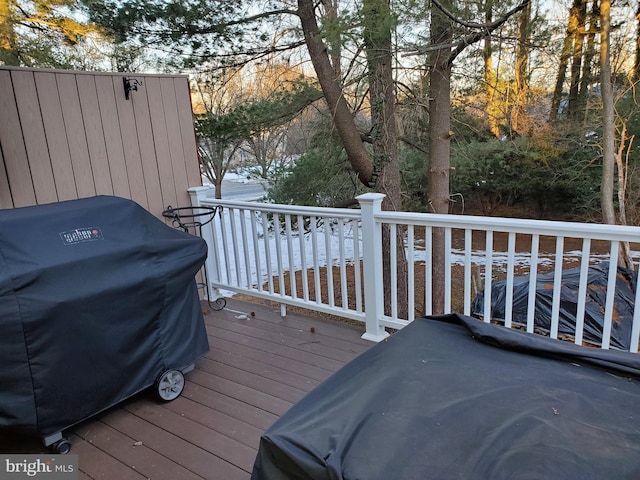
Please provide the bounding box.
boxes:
[0,196,209,453]
[252,314,640,479]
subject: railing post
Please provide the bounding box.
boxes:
[188,186,223,301]
[357,193,390,342]
[188,185,211,208]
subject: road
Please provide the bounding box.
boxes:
[203,177,266,201]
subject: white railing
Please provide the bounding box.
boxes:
[189,186,640,351]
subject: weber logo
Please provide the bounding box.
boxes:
[59,228,103,245]
[0,455,77,479]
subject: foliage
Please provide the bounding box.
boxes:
[83,0,299,68]
[267,146,362,208]
[196,79,321,140]
[612,82,640,224]
[449,133,602,217]
[196,76,322,187]
[400,145,430,212]
[2,0,637,223]
[267,120,366,207]
[1,0,103,67]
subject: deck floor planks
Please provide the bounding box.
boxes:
[122,400,257,470]
[210,336,332,382]
[197,357,312,403]
[186,369,293,418]
[208,326,349,372]
[206,346,321,391]
[160,394,265,449]
[180,383,278,432]
[74,420,206,480]
[209,311,368,362]
[220,301,370,346]
[0,297,373,479]
[218,307,371,354]
[69,433,148,480]
[103,407,251,478]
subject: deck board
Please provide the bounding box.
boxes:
[207,346,322,390]
[161,396,265,448]
[0,297,372,479]
[209,326,349,372]
[68,434,148,480]
[180,383,278,432]
[209,336,332,382]
[74,420,206,480]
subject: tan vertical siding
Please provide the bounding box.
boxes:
[95,75,131,200]
[176,79,202,189]
[35,72,78,201]
[113,75,149,211]
[162,77,190,210]
[146,76,179,212]
[0,67,202,219]
[0,70,37,207]
[13,70,58,205]
[56,73,97,198]
[126,78,162,215]
[77,74,114,196]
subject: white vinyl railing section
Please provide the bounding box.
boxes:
[189,186,640,352]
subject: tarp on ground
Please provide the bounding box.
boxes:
[251,314,640,480]
[0,196,209,438]
[471,262,636,350]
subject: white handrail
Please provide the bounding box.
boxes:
[189,186,640,352]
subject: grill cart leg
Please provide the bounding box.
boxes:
[43,432,72,454]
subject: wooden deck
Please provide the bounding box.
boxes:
[0,297,373,479]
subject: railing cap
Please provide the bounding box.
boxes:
[188,185,213,193]
[188,185,213,206]
[356,193,386,204]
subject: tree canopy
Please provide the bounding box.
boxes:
[2,0,639,224]
[1,0,102,67]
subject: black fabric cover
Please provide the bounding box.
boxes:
[252,314,640,480]
[471,262,636,350]
[0,196,209,438]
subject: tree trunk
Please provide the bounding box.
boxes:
[568,0,587,119]
[578,0,599,121]
[511,0,531,134]
[323,0,342,81]
[364,0,399,211]
[616,124,634,269]
[298,0,408,316]
[636,0,640,82]
[297,0,374,186]
[600,0,616,228]
[428,3,453,313]
[550,4,579,122]
[422,0,529,313]
[363,0,408,318]
[214,176,223,200]
[483,0,500,138]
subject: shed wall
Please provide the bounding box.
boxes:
[0,67,201,219]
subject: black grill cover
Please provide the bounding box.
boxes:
[252,315,640,480]
[471,262,636,350]
[0,196,209,438]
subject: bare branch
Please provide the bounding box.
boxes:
[450,0,530,62]
[187,8,298,35]
[403,0,531,64]
[432,0,529,31]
